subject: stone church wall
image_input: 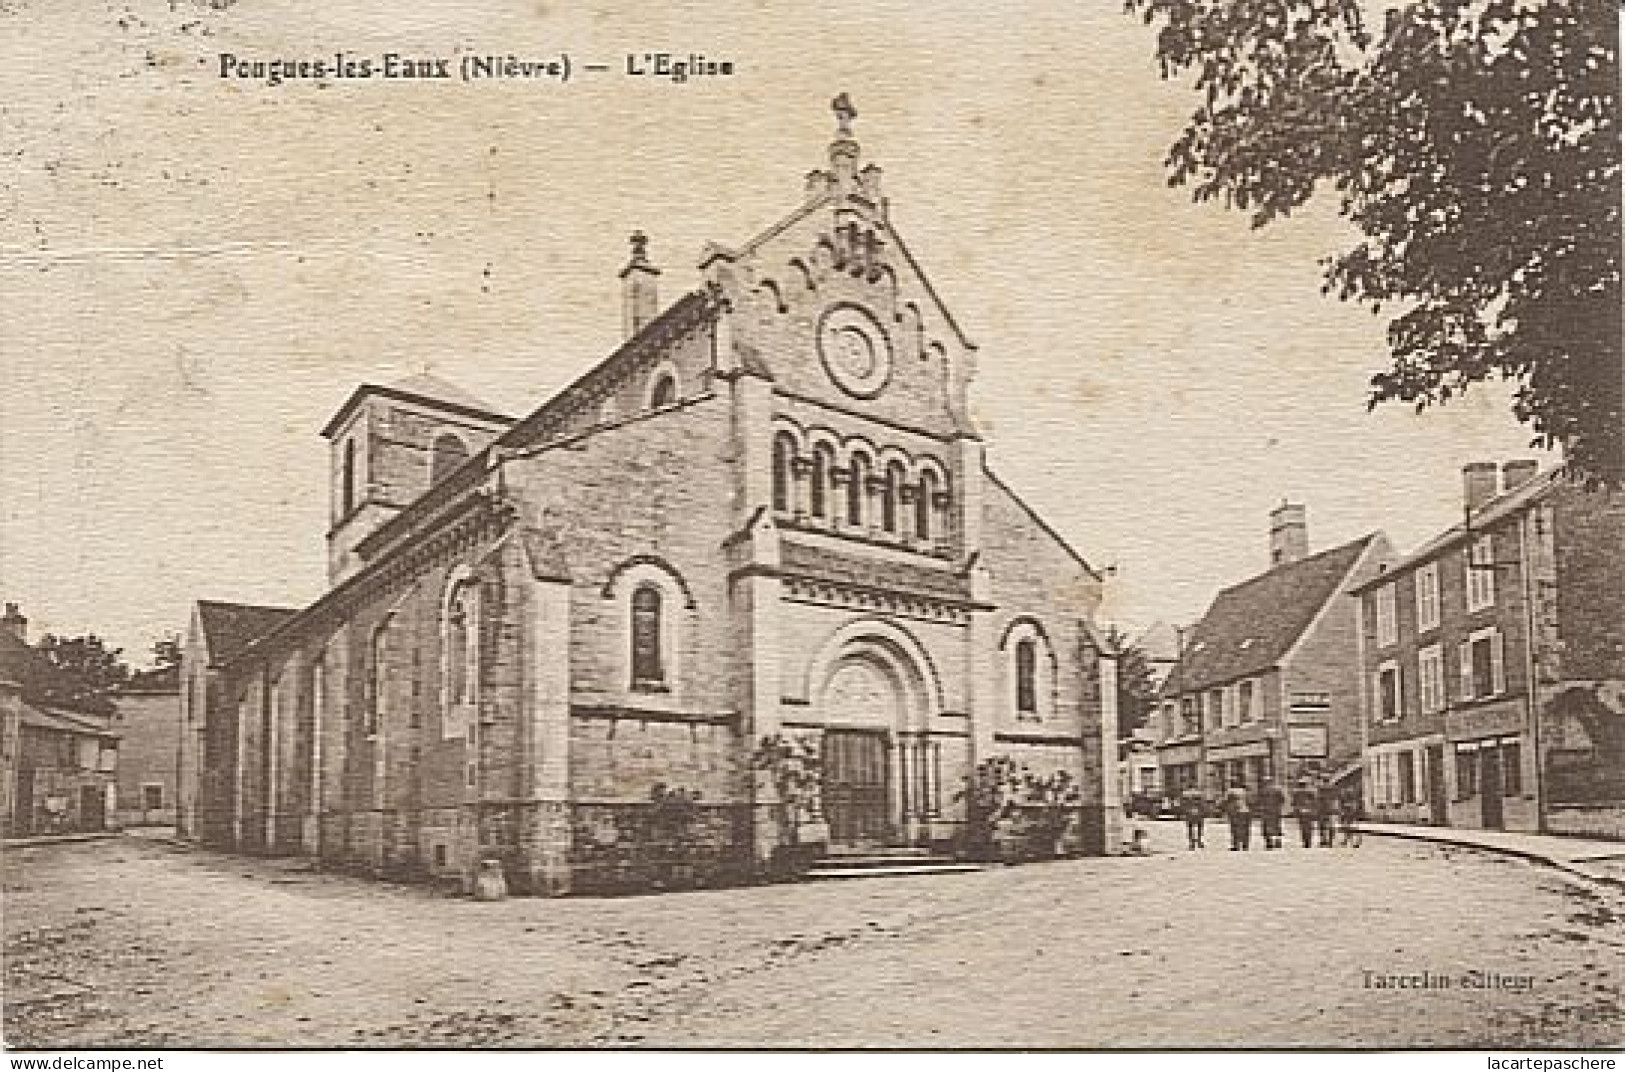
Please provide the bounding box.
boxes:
[978,468,1111,852]
[509,389,755,890]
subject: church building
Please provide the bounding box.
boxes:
[183,97,1122,894]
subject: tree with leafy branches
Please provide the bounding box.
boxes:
[31,634,131,715]
[1126,0,1621,486]
[1106,625,1160,739]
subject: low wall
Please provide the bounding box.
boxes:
[1545,803,1625,842]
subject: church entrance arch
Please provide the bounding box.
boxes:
[809,623,940,850]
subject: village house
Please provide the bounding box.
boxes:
[1353,462,1625,839]
[0,604,121,838]
[1156,506,1393,799]
[182,98,1122,894]
[114,663,182,828]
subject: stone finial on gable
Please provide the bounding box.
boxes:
[828,92,860,184]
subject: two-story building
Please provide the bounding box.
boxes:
[1354,462,1625,838]
[1158,505,1392,798]
[0,605,121,837]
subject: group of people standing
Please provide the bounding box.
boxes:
[1178,776,1362,851]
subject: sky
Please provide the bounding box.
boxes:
[0,0,1552,665]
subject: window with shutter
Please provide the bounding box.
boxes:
[1375,583,1397,647]
[1490,631,1506,694]
[1467,628,1501,699]
[1377,662,1401,721]
[1415,564,1441,632]
[1466,537,1496,611]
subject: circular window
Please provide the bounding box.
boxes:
[817,304,893,399]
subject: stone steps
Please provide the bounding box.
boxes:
[803,849,991,881]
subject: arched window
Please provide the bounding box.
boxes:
[631,585,665,689]
[341,439,357,516]
[882,461,904,533]
[848,452,870,527]
[1015,639,1038,716]
[368,623,389,737]
[772,433,796,513]
[650,374,676,409]
[917,470,938,540]
[810,444,833,519]
[429,432,470,485]
[442,577,479,739]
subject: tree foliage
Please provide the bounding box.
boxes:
[1106,626,1160,738]
[1126,0,1621,486]
[31,634,131,715]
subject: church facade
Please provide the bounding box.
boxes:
[185,99,1122,894]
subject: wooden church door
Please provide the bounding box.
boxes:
[823,729,891,851]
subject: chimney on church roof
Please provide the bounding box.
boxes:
[619,231,660,339]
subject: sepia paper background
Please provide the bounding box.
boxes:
[0,0,1554,662]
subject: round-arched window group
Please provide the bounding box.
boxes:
[771,425,950,547]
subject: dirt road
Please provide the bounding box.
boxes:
[4,827,1620,1048]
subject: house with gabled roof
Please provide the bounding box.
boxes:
[1156,504,1393,799]
[1,605,122,837]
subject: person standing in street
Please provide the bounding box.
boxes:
[1257,779,1287,849]
[1222,778,1253,851]
[1291,777,1318,849]
[1316,776,1339,847]
[1339,788,1364,847]
[1179,784,1206,850]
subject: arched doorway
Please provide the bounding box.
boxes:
[820,656,903,849]
[811,628,939,851]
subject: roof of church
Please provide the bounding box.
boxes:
[319,374,515,440]
[1174,534,1382,693]
[389,372,499,414]
[196,600,299,665]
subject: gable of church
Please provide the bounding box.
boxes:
[706,100,978,439]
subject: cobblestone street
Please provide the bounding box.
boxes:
[4,825,1621,1049]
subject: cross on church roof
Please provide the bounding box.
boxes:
[832,92,857,139]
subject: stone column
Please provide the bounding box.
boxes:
[965,562,997,770]
[302,656,325,856]
[1096,650,1124,853]
[521,559,573,895]
[729,368,787,870]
